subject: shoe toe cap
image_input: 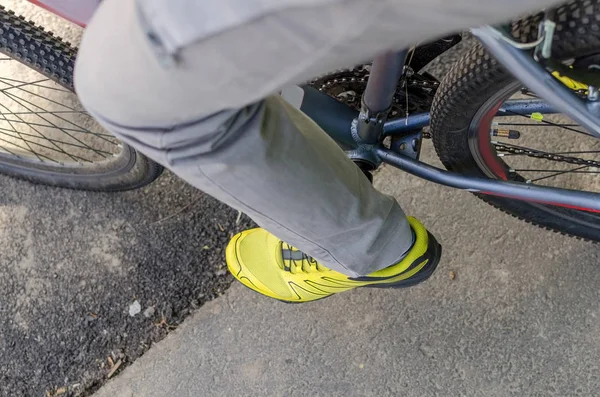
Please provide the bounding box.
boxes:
[226,229,297,300]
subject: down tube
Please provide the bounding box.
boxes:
[383,99,554,136]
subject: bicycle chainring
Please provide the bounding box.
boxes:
[307,66,439,120]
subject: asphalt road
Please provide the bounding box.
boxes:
[0,168,255,397]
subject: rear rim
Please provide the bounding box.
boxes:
[0,57,131,175]
[468,80,600,227]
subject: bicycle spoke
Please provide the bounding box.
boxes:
[1,78,82,111]
[0,141,21,157]
[502,110,593,137]
[0,116,103,135]
[0,102,93,162]
[0,71,123,164]
[0,76,71,92]
[495,122,580,127]
[0,77,50,92]
[3,90,118,151]
[0,127,92,162]
[500,149,600,157]
[0,125,112,154]
[0,106,77,162]
[0,131,55,162]
[0,109,43,162]
[494,141,600,158]
[514,168,600,174]
[6,110,90,116]
[527,165,591,183]
[3,89,116,141]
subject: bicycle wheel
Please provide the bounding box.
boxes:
[430,1,600,241]
[0,7,162,191]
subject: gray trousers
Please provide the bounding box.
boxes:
[75,0,557,276]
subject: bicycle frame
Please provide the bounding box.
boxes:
[298,27,600,212]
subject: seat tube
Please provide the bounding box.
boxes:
[357,50,407,144]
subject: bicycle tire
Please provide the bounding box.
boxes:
[430,0,600,241]
[0,6,162,191]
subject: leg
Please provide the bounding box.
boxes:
[75,0,558,286]
[76,0,420,277]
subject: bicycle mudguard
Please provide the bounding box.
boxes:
[27,0,101,26]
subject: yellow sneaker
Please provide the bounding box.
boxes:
[226,217,441,302]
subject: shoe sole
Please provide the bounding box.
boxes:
[367,231,442,289]
[271,232,442,303]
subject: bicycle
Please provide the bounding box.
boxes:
[1,0,600,242]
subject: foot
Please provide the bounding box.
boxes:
[226,217,442,302]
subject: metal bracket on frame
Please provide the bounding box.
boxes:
[390,130,423,160]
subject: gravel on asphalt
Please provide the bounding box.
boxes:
[0,170,253,397]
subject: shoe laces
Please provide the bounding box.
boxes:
[280,243,326,274]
